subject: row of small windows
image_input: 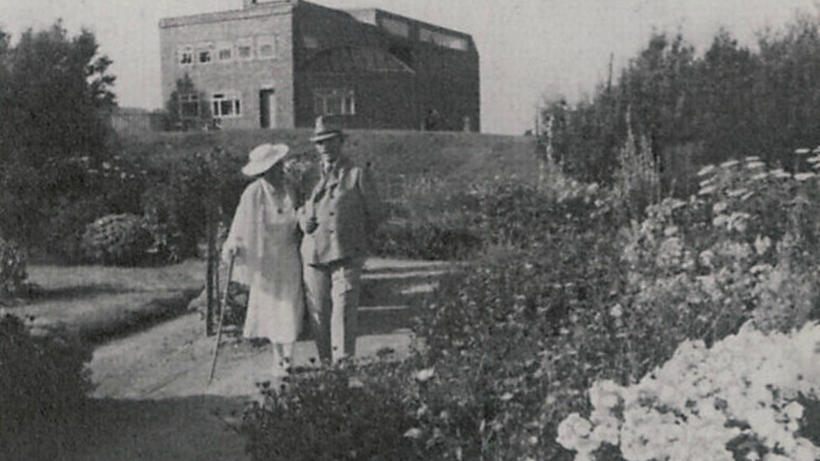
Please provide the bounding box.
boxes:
[178,35,278,66]
[378,18,468,51]
[177,88,356,118]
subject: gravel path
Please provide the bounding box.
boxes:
[61,258,454,461]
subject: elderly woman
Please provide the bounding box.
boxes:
[222,143,304,378]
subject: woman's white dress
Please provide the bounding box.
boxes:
[222,178,304,343]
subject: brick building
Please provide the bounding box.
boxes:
[159,0,480,131]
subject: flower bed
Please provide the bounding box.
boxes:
[241,158,820,459]
[557,322,820,460]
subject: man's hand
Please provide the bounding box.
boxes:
[304,216,319,234]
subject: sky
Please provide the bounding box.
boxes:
[1,0,818,134]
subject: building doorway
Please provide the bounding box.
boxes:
[259,89,276,128]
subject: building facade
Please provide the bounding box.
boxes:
[159,0,480,131]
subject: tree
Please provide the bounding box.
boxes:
[1,21,116,165]
[0,21,117,244]
[164,73,212,131]
[691,29,760,164]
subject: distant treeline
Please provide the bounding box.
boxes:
[542,13,820,194]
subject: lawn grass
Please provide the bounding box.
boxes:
[120,128,539,198]
[4,260,206,342]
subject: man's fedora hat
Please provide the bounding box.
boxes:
[241,143,290,177]
[310,115,345,143]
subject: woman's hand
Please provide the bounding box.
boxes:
[226,245,243,259]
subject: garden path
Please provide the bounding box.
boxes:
[60,258,455,461]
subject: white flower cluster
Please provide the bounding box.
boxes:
[556,322,820,461]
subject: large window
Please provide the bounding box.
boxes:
[211,91,242,118]
[314,88,355,116]
[419,28,468,51]
[178,45,194,66]
[217,42,233,62]
[237,38,254,60]
[197,43,214,64]
[380,18,409,38]
[178,93,200,118]
[257,35,277,59]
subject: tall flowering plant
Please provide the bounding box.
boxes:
[620,156,820,352]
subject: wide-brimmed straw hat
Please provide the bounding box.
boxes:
[309,115,345,143]
[241,143,290,176]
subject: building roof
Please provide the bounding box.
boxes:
[303,46,414,73]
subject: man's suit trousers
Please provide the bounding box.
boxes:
[303,258,363,364]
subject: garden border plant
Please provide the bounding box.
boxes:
[240,153,820,460]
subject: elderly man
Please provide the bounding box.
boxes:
[299,116,383,365]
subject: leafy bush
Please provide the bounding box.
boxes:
[373,220,482,260]
[620,157,820,351]
[240,157,819,459]
[44,196,111,263]
[242,360,422,461]
[80,213,153,265]
[147,148,246,260]
[141,184,187,262]
[242,183,625,460]
[0,237,27,302]
[473,180,606,249]
[556,321,820,460]
[0,315,93,457]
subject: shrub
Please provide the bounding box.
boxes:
[43,196,111,263]
[80,213,153,265]
[145,148,247,260]
[242,360,423,461]
[620,157,820,350]
[473,181,608,250]
[241,154,819,460]
[373,220,482,260]
[141,184,187,262]
[0,237,28,302]
[556,321,820,460]
[0,315,93,457]
[0,162,51,247]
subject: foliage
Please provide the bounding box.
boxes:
[612,119,660,220]
[44,196,112,262]
[242,360,423,461]
[241,155,818,459]
[373,220,482,260]
[621,157,820,355]
[541,16,820,193]
[0,237,28,302]
[80,213,153,265]
[0,314,93,456]
[0,21,116,246]
[40,153,151,263]
[141,184,188,262]
[556,322,820,460]
[163,73,212,131]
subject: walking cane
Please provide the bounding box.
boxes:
[208,252,237,385]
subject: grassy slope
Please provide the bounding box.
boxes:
[9,261,205,341]
[120,128,539,196]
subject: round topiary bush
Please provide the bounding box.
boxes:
[80,213,153,265]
